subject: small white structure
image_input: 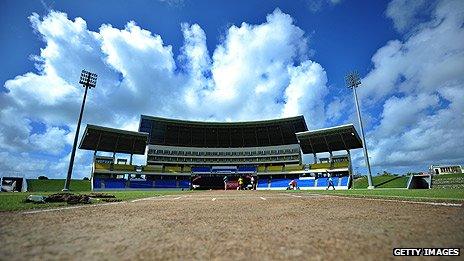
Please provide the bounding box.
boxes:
[1,175,28,192]
[429,164,463,175]
[407,174,431,189]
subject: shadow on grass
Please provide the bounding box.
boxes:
[374,176,403,188]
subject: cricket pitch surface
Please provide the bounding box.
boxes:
[1,191,463,260]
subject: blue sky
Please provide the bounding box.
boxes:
[1,0,463,178]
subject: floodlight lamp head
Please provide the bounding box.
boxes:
[346,71,361,89]
[79,69,98,88]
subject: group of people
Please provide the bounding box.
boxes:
[223,175,257,190]
[222,171,336,190]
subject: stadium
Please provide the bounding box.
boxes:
[79,115,362,191]
[2,113,463,260]
[1,1,464,259]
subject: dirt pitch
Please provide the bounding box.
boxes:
[1,191,463,260]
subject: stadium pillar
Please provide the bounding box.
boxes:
[63,70,97,191]
[346,71,374,189]
[347,150,354,189]
[64,86,88,191]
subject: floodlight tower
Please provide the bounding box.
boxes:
[63,70,97,191]
[346,71,374,189]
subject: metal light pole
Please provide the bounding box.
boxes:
[63,70,97,191]
[346,71,374,189]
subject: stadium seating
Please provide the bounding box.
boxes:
[182,166,191,173]
[257,179,268,188]
[192,166,211,173]
[269,178,291,188]
[257,166,266,172]
[101,178,126,189]
[178,180,190,188]
[332,161,349,168]
[165,166,182,173]
[93,178,102,188]
[212,167,237,173]
[142,165,163,173]
[155,179,178,188]
[310,163,331,169]
[129,180,155,189]
[94,163,111,170]
[267,165,283,172]
[113,164,136,171]
[238,166,257,172]
[340,176,349,186]
[317,178,328,187]
[285,164,303,171]
[297,178,315,187]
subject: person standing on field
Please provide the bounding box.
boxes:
[223,175,228,190]
[326,172,335,190]
[250,176,255,190]
[238,176,243,190]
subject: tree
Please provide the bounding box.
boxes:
[83,177,89,181]
[37,175,48,180]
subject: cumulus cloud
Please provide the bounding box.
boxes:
[362,0,464,168]
[0,9,330,178]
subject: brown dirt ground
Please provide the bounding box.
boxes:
[0,191,463,260]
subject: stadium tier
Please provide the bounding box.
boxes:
[79,115,363,190]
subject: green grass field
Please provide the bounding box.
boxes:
[0,190,189,212]
[299,188,464,202]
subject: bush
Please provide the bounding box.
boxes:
[37,175,48,180]
[83,177,89,181]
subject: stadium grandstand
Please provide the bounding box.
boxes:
[79,115,363,190]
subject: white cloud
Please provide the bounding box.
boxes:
[0,9,330,178]
[29,126,68,154]
[362,0,464,169]
[306,0,343,13]
[386,0,431,33]
[282,61,327,128]
[0,152,48,177]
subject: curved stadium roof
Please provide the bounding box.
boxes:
[79,124,148,155]
[296,124,363,153]
[139,115,308,148]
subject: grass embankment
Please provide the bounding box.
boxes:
[434,173,464,179]
[27,179,91,192]
[345,174,464,202]
[353,175,409,189]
